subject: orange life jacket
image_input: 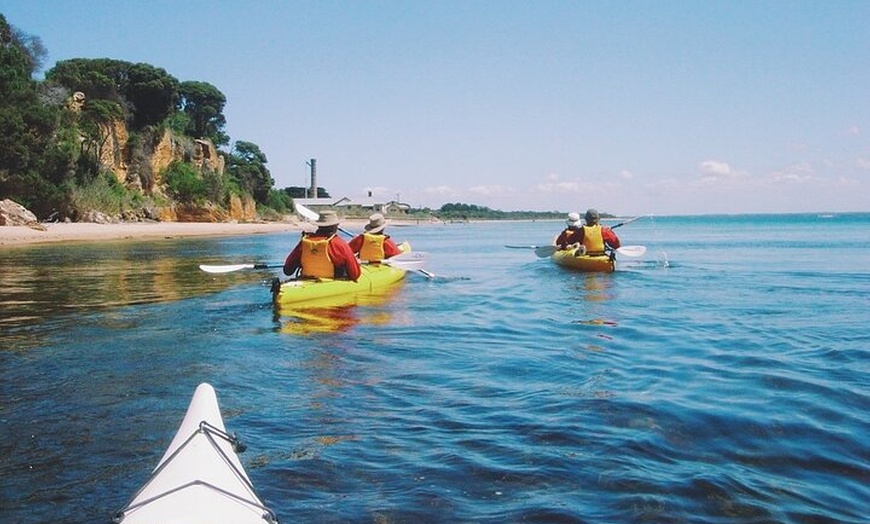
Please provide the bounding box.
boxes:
[359,233,386,262]
[582,225,606,255]
[300,234,335,278]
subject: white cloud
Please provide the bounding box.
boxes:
[618,170,634,180]
[696,160,751,186]
[767,162,814,183]
[698,160,733,178]
[856,157,870,170]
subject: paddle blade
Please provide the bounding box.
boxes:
[199,263,281,273]
[199,263,256,274]
[294,202,319,221]
[383,258,425,271]
[534,245,558,258]
[383,251,429,271]
[616,245,646,257]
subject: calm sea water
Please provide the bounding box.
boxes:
[1,214,867,523]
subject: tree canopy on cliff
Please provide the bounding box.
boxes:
[46,58,180,130]
[178,80,229,147]
[226,141,273,204]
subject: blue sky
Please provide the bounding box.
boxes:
[3,1,868,215]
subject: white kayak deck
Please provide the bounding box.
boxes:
[114,383,276,524]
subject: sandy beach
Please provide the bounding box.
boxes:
[0,221,301,247]
[0,220,332,247]
[0,217,438,247]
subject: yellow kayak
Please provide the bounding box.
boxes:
[277,291,400,335]
[551,248,615,273]
[271,263,407,309]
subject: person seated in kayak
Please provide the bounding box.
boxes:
[283,210,361,281]
[348,213,403,263]
[555,212,584,249]
[575,208,621,256]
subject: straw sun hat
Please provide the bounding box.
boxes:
[364,213,388,233]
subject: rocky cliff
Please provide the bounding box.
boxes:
[74,91,251,222]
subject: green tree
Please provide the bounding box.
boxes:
[266,188,293,212]
[126,62,179,128]
[226,141,273,204]
[162,161,206,204]
[0,15,74,217]
[178,81,228,146]
[282,186,331,198]
[9,24,47,75]
[46,58,180,130]
[46,58,127,105]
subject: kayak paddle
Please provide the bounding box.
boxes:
[199,263,283,274]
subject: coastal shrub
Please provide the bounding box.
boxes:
[69,172,143,217]
[162,161,205,204]
[201,169,242,206]
[265,188,292,213]
[256,203,282,221]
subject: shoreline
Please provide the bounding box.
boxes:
[0,217,413,247]
[0,216,559,247]
[0,221,301,247]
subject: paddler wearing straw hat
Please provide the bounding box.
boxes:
[348,213,403,263]
[555,212,584,249]
[283,210,361,281]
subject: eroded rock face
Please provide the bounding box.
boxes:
[228,194,257,221]
[193,139,225,174]
[0,199,38,226]
[68,91,85,112]
[93,118,225,201]
[64,92,244,223]
[174,203,227,222]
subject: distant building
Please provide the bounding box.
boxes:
[383,200,411,215]
[332,196,377,216]
[293,195,410,218]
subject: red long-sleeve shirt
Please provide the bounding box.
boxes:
[283,234,361,281]
[599,227,621,249]
[555,227,583,248]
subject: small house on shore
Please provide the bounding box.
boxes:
[293,195,410,219]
